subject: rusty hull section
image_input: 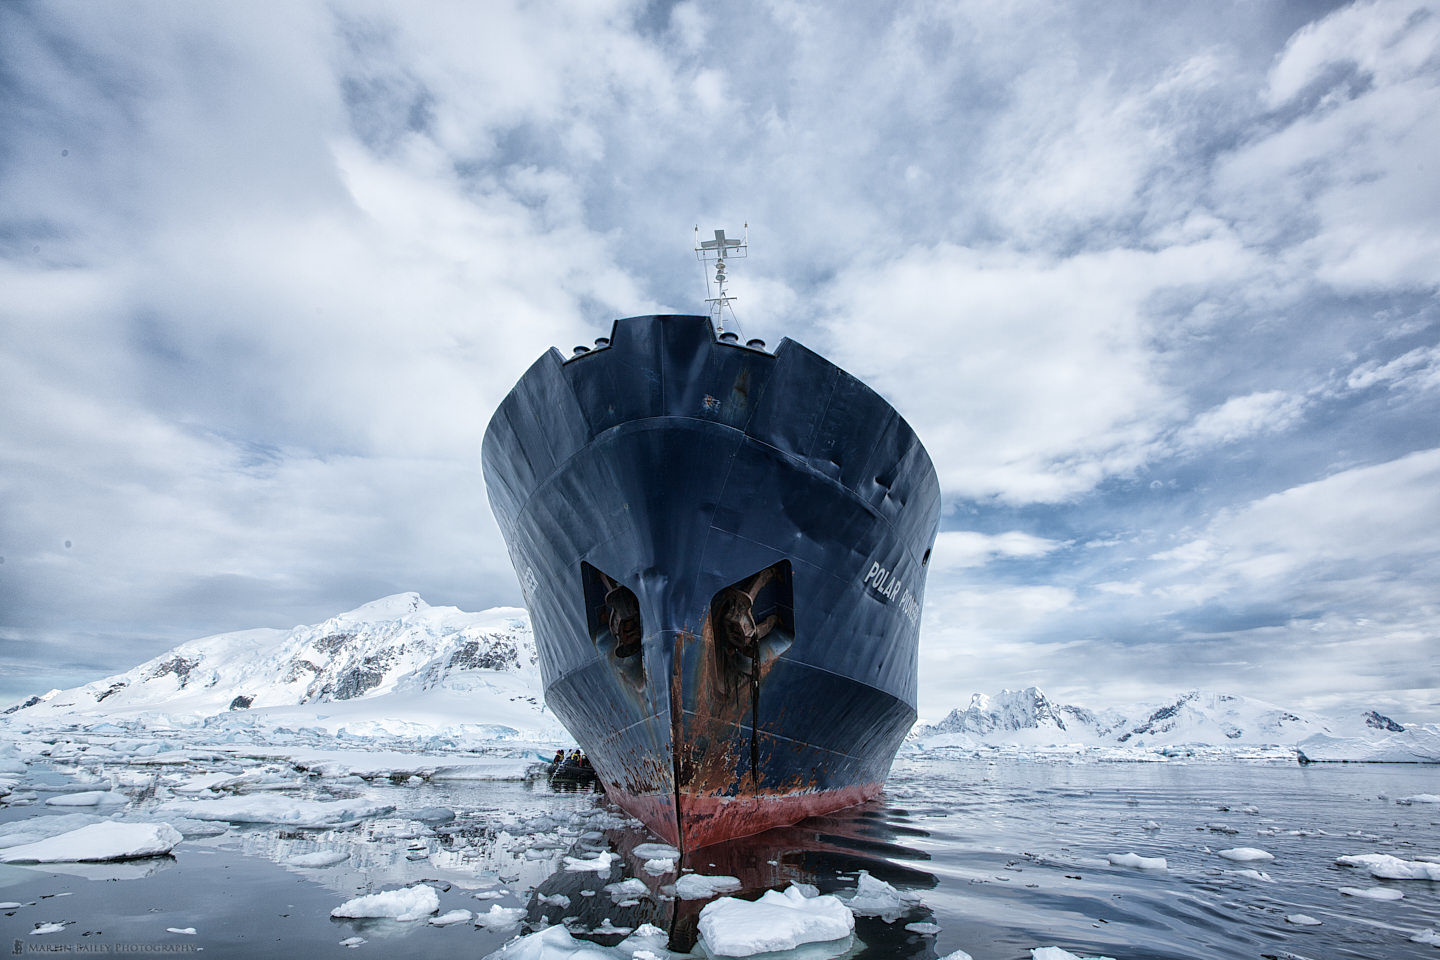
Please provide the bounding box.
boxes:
[482,315,941,850]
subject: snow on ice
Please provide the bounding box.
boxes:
[429,909,473,926]
[697,885,854,957]
[0,822,182,863]
[331,884,440,921]
[474,904,527,929]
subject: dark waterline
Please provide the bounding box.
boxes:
[1,759,1437,959]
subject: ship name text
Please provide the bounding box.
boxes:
[862,562,920,627]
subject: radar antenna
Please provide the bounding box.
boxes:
[694,224,748,336]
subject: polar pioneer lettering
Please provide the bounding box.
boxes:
[862,561,921,627]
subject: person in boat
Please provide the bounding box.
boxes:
[551,749,565,766]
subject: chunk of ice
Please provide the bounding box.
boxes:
[1031,949,1117,960]
[1338,886,1403,900]
[1216,847,1273,862]
[159,794,394,827]
[563,850,615,874]
[1285,914,1321,926]
[474,903,526,929]
[29,923,67,936]
[698,885,854,957]
[1335,853,1440,880]
[631,843,680,860]
[430,909,473,926]
[286,850,350,868]
[0,822,182,863]
[331,884,439,921]
[642,858,675,876]
[1107,852,1166,870]
[844,870,922,922]
[675,873,742,900]
[166,928,197,935]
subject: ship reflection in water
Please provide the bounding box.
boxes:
[526,795,940,957]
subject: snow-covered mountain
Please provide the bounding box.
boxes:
[915,686,1434,754]
[3,593,563,741]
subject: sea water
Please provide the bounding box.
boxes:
[1,756,1437,959]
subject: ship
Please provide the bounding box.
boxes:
[481,231,940,850]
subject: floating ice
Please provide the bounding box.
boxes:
[1141,821,1160,831]
[1285,914,1321,925]
[1411,928,1440,945]
[0,822,182,863]
[44,790,127,808]
[166,927,197,935]
[844,870,923,921]
[29,923,66,936]
[481,924,623,959]
[331,884,439,921]
[1031,949,1117,960]
[537,893,570,908]
[939,952,975,960]
[1335,853,1440,880]
[604,878,648,901]
[1107,852,1166,870]
[593,918,632,935]
[1398,794,1440,803]
[1216,847,1273,862]
[286,850,350,868]
[563,850,616,874]
[159,794,394,828]
[430,909,473,926]
[906,921,942,934]
[0,813,104,849]
[1338,886,1404,900]
[339,936,366,948]
[474,903,527,929]
[675,873,742,900]
[698,885,854,957]
[631,843,680,860]
[643,858,675,875]
[0,902,21,909]
[1225,869,1272,883]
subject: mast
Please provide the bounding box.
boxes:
[694,224,748,335]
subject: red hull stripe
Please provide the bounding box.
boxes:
[605,781,883,852]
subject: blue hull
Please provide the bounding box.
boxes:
[482,315,939,849]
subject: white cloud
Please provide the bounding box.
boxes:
[1175,390,1307,450]
[929,530,1065,570]
[819,238,1257,503]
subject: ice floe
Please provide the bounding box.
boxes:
[1106,852,1166,870]
[285,850,350,868]
[331,884,439,921]
[158,794,394,827]
[1335,853,1440,880]
[0,822,182,862]
[44,790,128,807]
[1031,948,1117,960]
[563,850,616,874]
[697,885,854,957]
[643,857,675,876]
[166,927,197,935]
[429,909,473,925]
[1216,847,1273,862]
[1338,885,1403,900]
[1286,914,1322,925]
[843,869,922,921]
[474,903,527,929]
[29,922,67,936]
[1411,928,1440,945]
[674,873,742,899]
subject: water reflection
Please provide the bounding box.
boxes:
[527,796,944,957]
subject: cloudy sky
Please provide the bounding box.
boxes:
[2,0,1438,722]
